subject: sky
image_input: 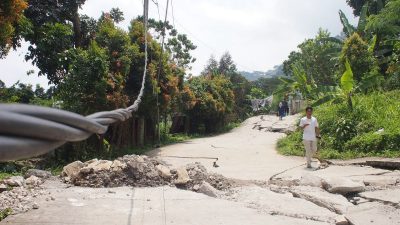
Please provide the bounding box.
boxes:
[0,0,357,89]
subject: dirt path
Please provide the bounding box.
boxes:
[2,115,400,225]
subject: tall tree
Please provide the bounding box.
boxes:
[0,0,28,58]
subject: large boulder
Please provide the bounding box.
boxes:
[174,167,191,185]
[62,161,84,179]
[322,177,365,195]
[4,176,24,187]
[291,186,353,214]
[24,169,51,179]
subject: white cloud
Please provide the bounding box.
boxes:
[0,0,358,88]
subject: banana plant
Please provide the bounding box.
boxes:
[274,62,317,105]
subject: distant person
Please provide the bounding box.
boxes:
[299,106,321,168]
[278,102,285,120]
[283,100,289,116]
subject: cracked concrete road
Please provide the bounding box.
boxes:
[148,114,305,180]
[2,115,400,225]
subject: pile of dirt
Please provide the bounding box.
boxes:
[62,155,234,192]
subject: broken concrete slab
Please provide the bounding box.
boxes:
[366,160,400,170]
[322,177,365,195]
[229,186,337,223]
[299,174,323,187]
[359,189,400,205]
[345,202,400,225]
[291,186,353,214]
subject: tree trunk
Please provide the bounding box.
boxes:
[71,4,82,47]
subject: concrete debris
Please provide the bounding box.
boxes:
[62,161,84,181]
[0,186,48,215]
[156,165,172,179]
[334,215,349,225]
[24,169,52,179]
[3,176,24,187]
[197,181,219,197]
[61,155,234,192]
[32,202,39,209]
[322,177,365,195]
[174,167,191,185]
[25,176,43,187]
[0,184,7,192]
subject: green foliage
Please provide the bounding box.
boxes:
[283,29,339,86]
[185,75,235,133]
[58,42,109,114]
[279,91,400,159]
[366,0,400,35]
[340,33,378,83]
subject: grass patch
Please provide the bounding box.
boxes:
[0,208,12,222]
[0,172,21,181]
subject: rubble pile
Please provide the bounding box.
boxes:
[62,155,234,192]
[0,174,50,215]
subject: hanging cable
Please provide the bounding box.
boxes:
[0,0,150,162]
[155,0,170,147]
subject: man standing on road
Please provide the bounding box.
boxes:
[299,106,321,168]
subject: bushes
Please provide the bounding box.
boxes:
[278,90,400,159]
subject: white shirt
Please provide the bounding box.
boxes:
[299,116,319,141]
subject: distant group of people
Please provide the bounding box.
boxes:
[277,100,289,120]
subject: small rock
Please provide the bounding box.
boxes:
[32,202,39,209]
[4,176,25,187]
[25,176,43,187]
[156,165,172,179]
[24,169,51,179]
[174,167,190,185]
[335,215,349,225]
[51,196,55,201]
[198,181,219,197]
[108,190,116,194]
[193,184,200,191]
[0,184,8,192]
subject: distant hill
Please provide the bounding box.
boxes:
[240,64,285,81]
